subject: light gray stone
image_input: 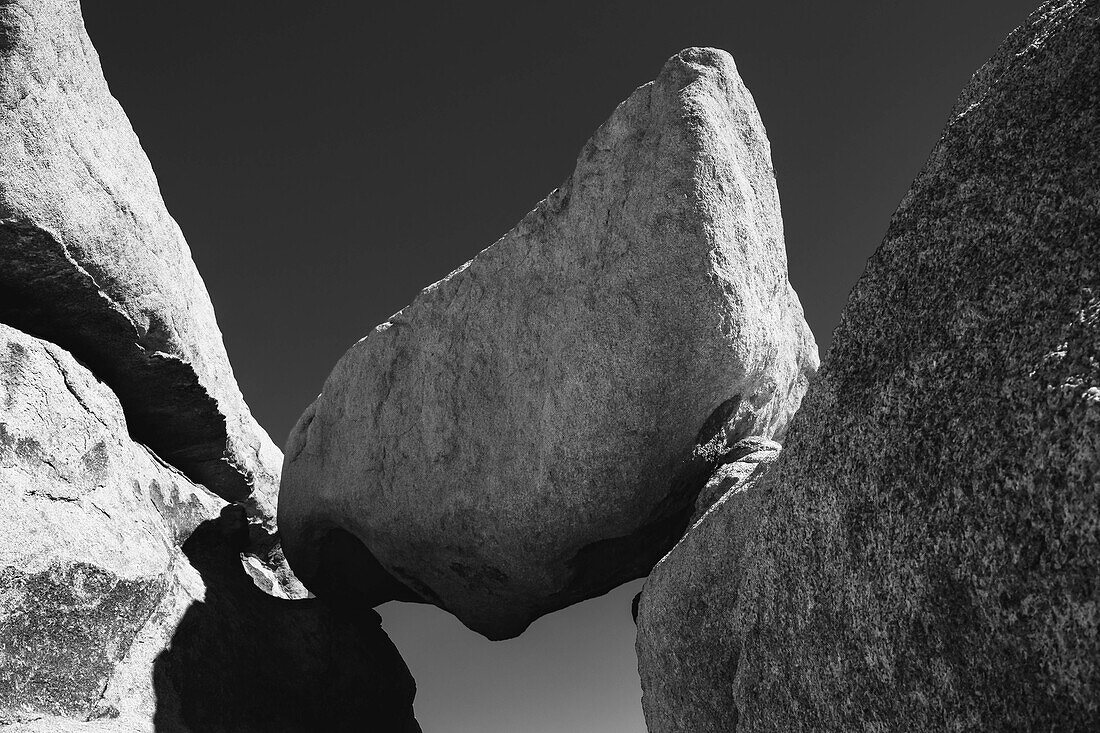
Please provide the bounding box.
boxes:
[0,321,222,725]
[280,47,818,639]
[689,436,779,525]
[0,0,280,516]
[636,456,773,733]
[0,324,421,732]
[636,2,1100,730]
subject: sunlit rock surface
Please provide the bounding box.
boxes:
[0,324,421,732]
[280,47,817,640]
[637,2,1100,730]
[0,0,280,517]
[0,321,220,725]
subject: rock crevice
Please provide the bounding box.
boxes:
[0,0,280,517]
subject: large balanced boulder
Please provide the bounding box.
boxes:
[637,1,1099,730]
[0,0,280,515]
[280,47,818,639]
[0,323,420,732]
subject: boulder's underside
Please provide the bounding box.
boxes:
[5,0,1095,730]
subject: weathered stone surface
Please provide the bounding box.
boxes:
[688,436,778,525]
[0,324,420,732]
[636,454,774,733]
[0,322,222,724]
[280,47,818,639]
[5,514,421,733]
[637,2,1100,730]
[0,0,280,514]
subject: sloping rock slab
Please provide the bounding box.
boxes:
[0,324,419,732]
[280,47,818,639]
[0,0,280,512]
[688,436,778,525]
[0,322,222,723]
[636,453,774,733]
[637,2,1100,731]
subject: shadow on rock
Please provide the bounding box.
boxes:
[152,506,420,733]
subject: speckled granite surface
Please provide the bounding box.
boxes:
[638,1,1099,730]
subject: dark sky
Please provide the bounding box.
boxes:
[82,2,1039,731]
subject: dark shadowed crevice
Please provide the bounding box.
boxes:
[153,507,421,733]
[548,394,754,614]
[302,525,426,609]
[0,218,249,501]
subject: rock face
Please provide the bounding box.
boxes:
[0,321,222,724]
[150,508,422,733]
[636,451,775,733]
[0,2,420,729]
[0,324,420,732]
[280,47,818,639]
[637,2,1100,730]
[0,0,280,514]
[688,436,779,526]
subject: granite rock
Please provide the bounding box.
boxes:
[688,437,779,525]
[280,47,818,639]
[0,322,222,725]
[148,507,422,733]
[637,2,1100,730]
[636,453,774,733]
[0,324,420,732]
[0,0,280,516]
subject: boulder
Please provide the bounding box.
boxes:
[0,321,222,724]
[0,324,420,732]
[149,507,422,733]
[636,451,774,733]
[0,0,280,515]
[636,2,1100,730]
[280,47,818,639]
[688,436,779,525]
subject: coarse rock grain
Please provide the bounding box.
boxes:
[280,47,818,639]
[636,2,1100,730]
[0,0,281,518]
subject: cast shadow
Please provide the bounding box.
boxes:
[152,506,421,733]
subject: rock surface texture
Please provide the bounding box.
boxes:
[0,2,418,728]
[0,321,221,726]
[280,47,818,639]
[0,324,421,732]
[688,436,779,526]
[0,0,280,514]
[637,2,1100,731]
[636,449,775,733]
